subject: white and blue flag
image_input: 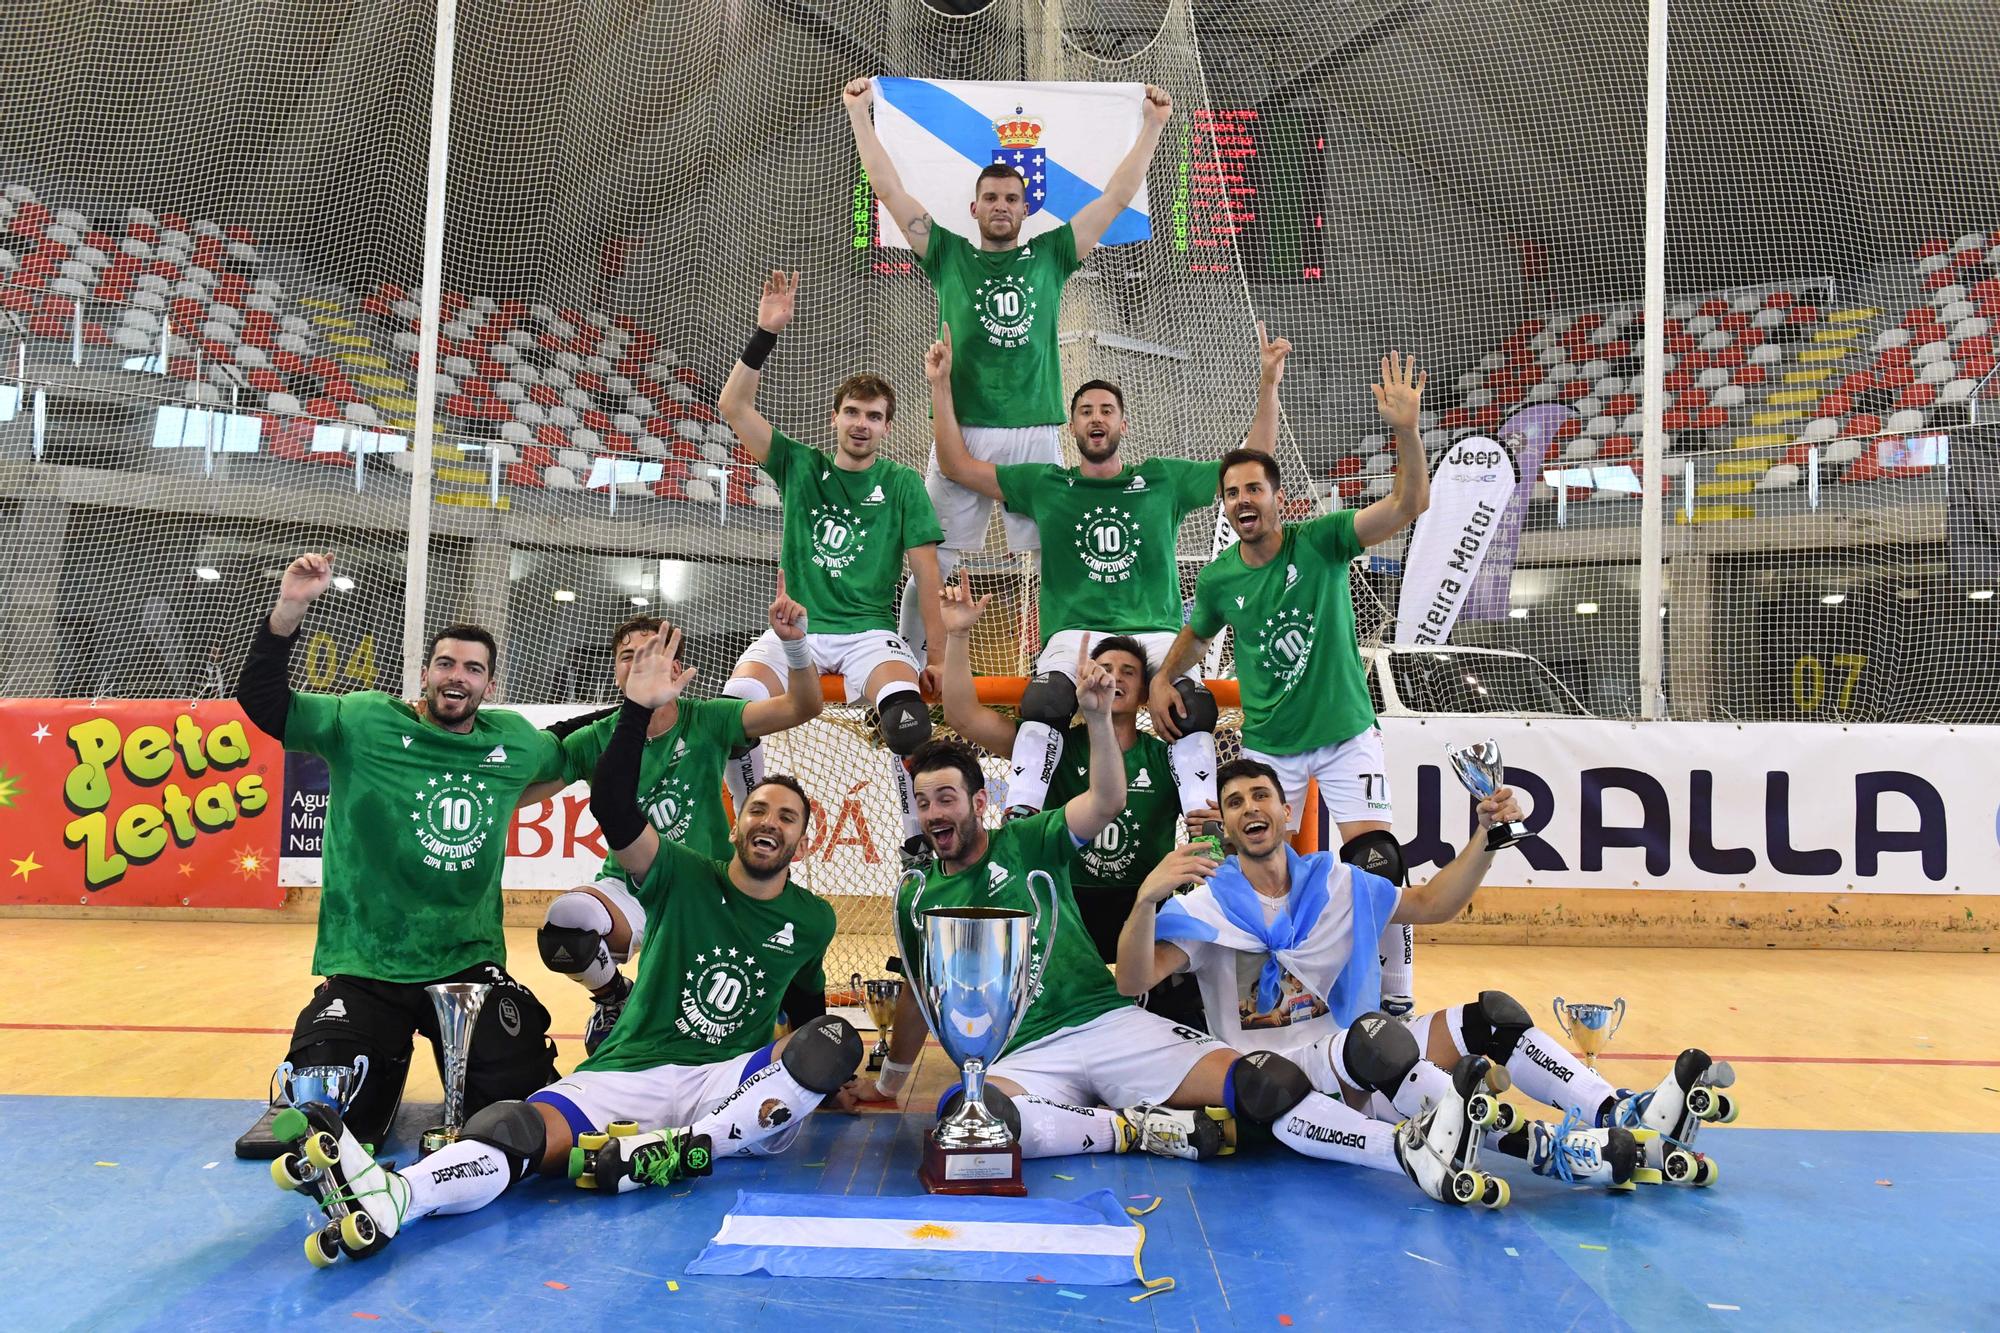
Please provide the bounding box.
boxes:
[686,1189,1156,1286]
[871,77,1152,249]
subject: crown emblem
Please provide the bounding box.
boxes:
[993,107,1044,149]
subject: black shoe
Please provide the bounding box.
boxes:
[584,973,633,1056]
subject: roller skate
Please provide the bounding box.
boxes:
[569,1121,714,1193]
[1611,1048,1737,1187]
[1396,1054,1509,1208]
[582,973,633,1056]
[268,1102,410,1268]
[1523,1108,1650,1191]
[1116,1104,1237,1160]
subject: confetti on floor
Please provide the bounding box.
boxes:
[1053,1173,1074,1180]
[1875,1179,1893,1187]
[1579,1244,1609,1252]
[1708,1303,1741,1312]
[1503,1248,1520,1258]
[1278,1316,1295,1327]
[1129,1193,1154,1201]
[1057,1289,1086,1300]
[666,1281,679,1293]
[202,1162,218,1170]
[1403,1251,1445,1268]
[544,1281,568,1290]
[350,1316,380,1323]
[94,1161,117,1168]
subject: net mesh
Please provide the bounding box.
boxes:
[4,0,2000,982]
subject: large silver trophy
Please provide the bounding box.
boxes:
[1553,997,1625,1072]
[1446,739,1533,850]
[420,981,491,1156]
[894,867,1057,1195]
[270,1055,371,1116]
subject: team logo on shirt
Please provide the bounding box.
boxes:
[482,745,508,764]
[1075,505,1141,585]
[972,275,1039,350]
[766,922,796,950]
[1124,475,1147,492]
[1132,768,1153,790]
[677,947,770,1045]
[408,772,501,872]
[863,484,885,505]
[644,781,696,841]
[1083,811,1141,879]
[1253,608,1317,690]
[1284,564,1300,591]
[807,503,869,578]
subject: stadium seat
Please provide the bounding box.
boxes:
[545,466,580,489]
[1886,408,1928,433]
[686,477,718,504]
[1823,438,1864,466]
[1918,359,1957,385]
[1801,417,1840,443]
[1758,463,1800,489]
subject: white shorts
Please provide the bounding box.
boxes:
[988,1006,1226,1108]
[735,628,919,704]
[530,1049,805,1158]
[1032,630,1199,683]
[1240,727,1396,830]
[926,424,1065,553]
[591,875,647,957]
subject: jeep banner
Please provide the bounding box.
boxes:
[1394,435,1519,645]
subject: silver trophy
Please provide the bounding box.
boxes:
[270,1055,371,1114]
[420,981,491,1156]
[894,867,1057,1195]
[1552,997,1625,1071]
[1446,739,1533,850]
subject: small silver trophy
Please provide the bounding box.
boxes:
[857,974,904,1073]
[894,867,1056,1195]
[1552,997,1626,1071]
[421,981,491,1155]
[1446,739,1533,850]
[270,1055,371,1115]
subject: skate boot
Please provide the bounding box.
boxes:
[569,1121,714,1193]
[1115,1105,1237,1160]
[268,1102,410,1268]
[1611,1048,1736,1186]
[1523,1109,1650,1191]
[1395,1054,1509,1208]
[583,972,633,1056]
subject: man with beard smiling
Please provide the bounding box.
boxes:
[235,552,571,1154]
[269,633,858,1260]
[924,326,1288,824]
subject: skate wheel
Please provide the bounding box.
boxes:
[1663,1149,1700,1184]
[270,1154,314,1191]
[576,1174,600,1190]
[1694,1157,1719,1187]
[1491,1102,1521,1135]
[1481,1175,1510,1209]
[306,1224,341,1269]
[339,1210,378,1253]
[303,1131,340,1170]
[578,1131,609,1152]
[1450,1170,1481,1205]
[272,1107,309,1143]
[1467,1093,1500,1129]
[1712,1092,1739,1124]
[607,1120,638,1138]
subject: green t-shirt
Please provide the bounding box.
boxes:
[582,839,836,1072]
[996,457,1215,642]
[920,223,1081,428]
[1044,724,1181,895]
[283,692,565,984]
[559,697,749,876]
[895,809,1128,1057]
[765,429,943,634]
[1191,510,1375,756]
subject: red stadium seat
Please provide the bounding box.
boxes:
[536,425,567,449]
[1696,407,1728,429]
[1698,298,1728,317]
[1731,365,1767,386]
[522,445,557,469]
[1915,238,1950,259]
[1662,408,1692,431]
[1600,435,1635,458]
[1331,456,1363,478]
[1846,412,1882,436]
[1663,368,1693,392]
[1819,390,1853,417]
[1897,383,1936,409]
[1607,393,1638,415]
[505,462,544,489]
[1785,305,1821,326]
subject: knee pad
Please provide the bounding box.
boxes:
[1340,828,1408,886]
[875,689,933,757]
[1230,1050,1313,1124]
[1173,679,1220,734]
[780,1014,863,1094]
[1018,671,1078,727]
[1340,1012,1421,1099]
[937,1085,1023,1140]
[536,924,605,976]
[462,1100,547,1182]
[1459,989,1533,1063]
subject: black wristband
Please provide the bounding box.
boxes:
[741,326,778,371]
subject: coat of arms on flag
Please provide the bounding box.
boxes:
[992,107,1047,215]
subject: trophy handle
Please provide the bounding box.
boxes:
[350,1053,369,1105]
[1551,997,1570,1040]
[270,1060,295,1106]
[894,867,942,1036]
[1024,869,1060,998]
[1608,997,1626,1041]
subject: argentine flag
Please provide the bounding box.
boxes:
[871,77,1152,249]
[687,1189,1159,1286]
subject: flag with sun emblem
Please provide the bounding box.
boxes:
[0,699,282,906]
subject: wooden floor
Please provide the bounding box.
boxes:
[5,919,1994,1132]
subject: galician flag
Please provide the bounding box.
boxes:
[686,1189,1167,1288]
[870,77,1152,249]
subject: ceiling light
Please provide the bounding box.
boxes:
[332,576,355,593]
[1508,607,1529,619]
[1820,593,1844,606]
[194,566,220,581]
[553,589,576,603]
[629,595,649,606]
[1973,589,1995,601]
[1574,601,1599,615]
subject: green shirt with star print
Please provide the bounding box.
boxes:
[1189,509,1374,755]
[280,691,566,983]
[764,428,943,634]
[996,456,1217,643]
[558,697,750,878]
[580,838,836,1072]
[1043,724,1181,897]
[920,223,1081,428]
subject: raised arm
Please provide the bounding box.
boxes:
[589,631,698,880]
[1242,320,1291,456]
[1061,644,1127,845]
[1113,845,1216,994]
[907,544,948,698]
[236,552,333,741]
[1071,85,1173,256]
[1394,787,1519,925]
[716,270,797,464]
[1351,350,1431,548]
[1146,624,1209,742]
[925,329,1001,499]
[741,573,826,739]
[937,571,1016,755]
[844,78,935,261]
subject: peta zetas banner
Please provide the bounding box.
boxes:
[0,700,283,907]
[1380,717,1999,894]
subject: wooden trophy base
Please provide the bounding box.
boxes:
[919,1137,1026,1195]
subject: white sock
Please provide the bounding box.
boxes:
[1378,922,1416,1002]
[1271,1092,1403,1174]
[1507,1026,1618,1120]
[690,1059,820,1157]
[399,1139,512,1219]
[1007,721,1062,811]
[544,890,619,990]
[1016,1095,1121,1157]
[1167,730,1218,815]
[721,678,770,810]
[887,754,920,841]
